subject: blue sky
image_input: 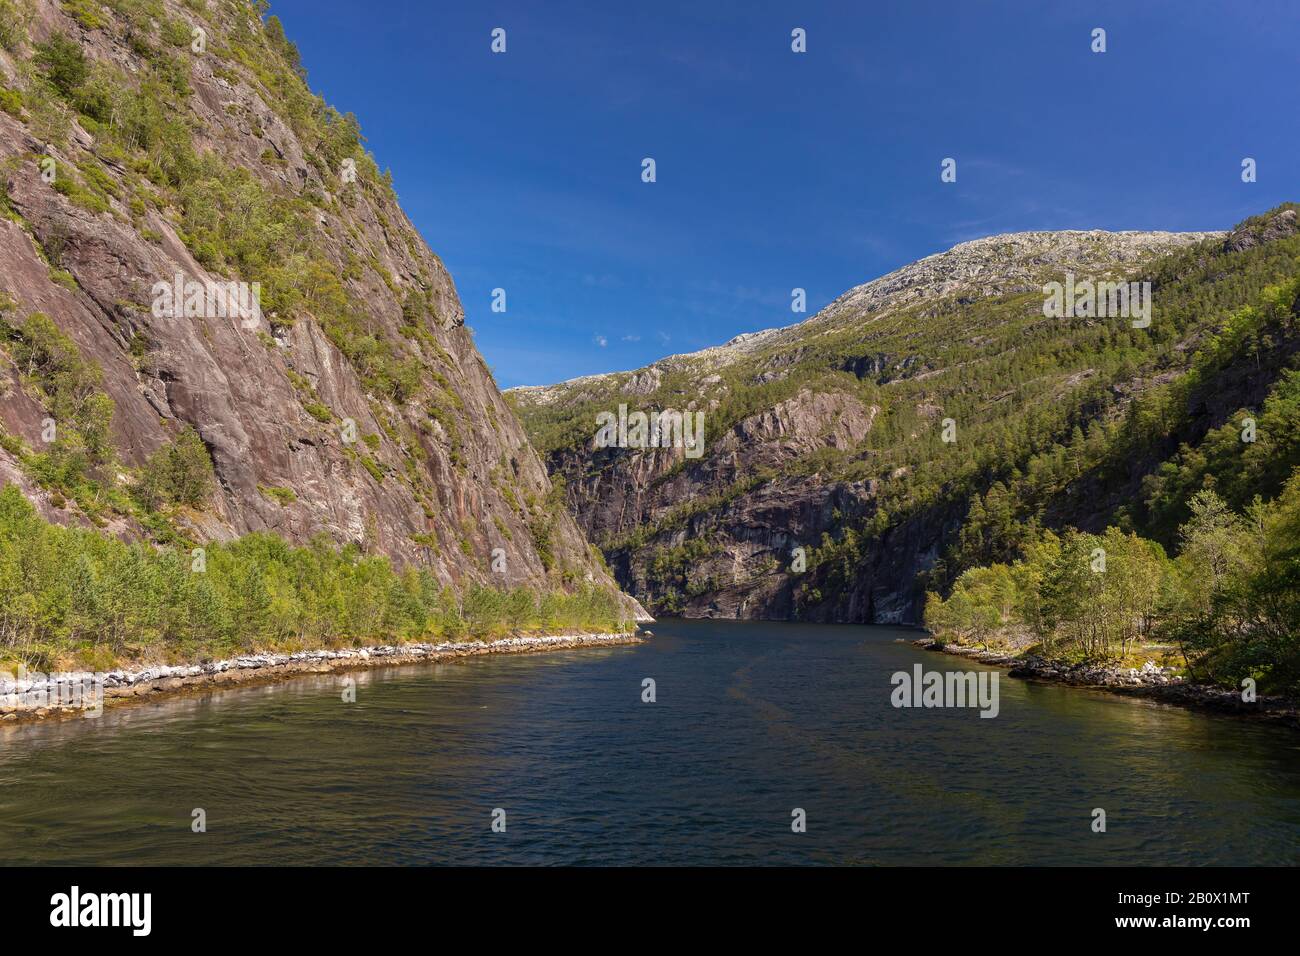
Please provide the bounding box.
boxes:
[270,0,1299,388]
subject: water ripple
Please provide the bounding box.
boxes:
[1,620,1298,865]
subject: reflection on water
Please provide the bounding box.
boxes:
[1,620,1297,865]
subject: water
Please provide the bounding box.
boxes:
[2,619,1298,865]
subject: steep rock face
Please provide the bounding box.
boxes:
[564,387,878,549]
[0,0,643,616]
[508,223,1300,625]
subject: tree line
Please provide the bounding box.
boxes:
[926,481,1300,694]
[0,485,629,673]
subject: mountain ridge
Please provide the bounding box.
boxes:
[510,209,1299,624]
[509,227,1221,407]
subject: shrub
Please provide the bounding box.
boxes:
[0,85,22,116]
[259,485,297,506]
[61,0,104,30]
[135,427,214,510]
[160,17,192,48]
[0,310,116,493]
[302,400,332,423]
[34,32,87,97]
[0,0,32,52]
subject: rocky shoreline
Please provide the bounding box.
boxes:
[912,637,1300,728]
[0,632,645,726]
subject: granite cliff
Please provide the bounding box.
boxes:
[0,0,644,620]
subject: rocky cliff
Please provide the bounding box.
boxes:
[511,213,1300,624]
[0,0,643,617]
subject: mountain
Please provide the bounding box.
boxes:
[0,0,645,629]
[510,209,1300,624]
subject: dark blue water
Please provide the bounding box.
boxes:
[2,619,1298,864]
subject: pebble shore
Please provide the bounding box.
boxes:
[913,637,1300,728]
[0,632,645,725]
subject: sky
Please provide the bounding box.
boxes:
[269,0,1300,388]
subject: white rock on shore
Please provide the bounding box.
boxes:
[0,633,638,717]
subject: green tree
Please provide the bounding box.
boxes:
[34,32,87,96]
